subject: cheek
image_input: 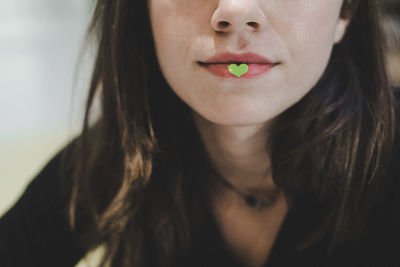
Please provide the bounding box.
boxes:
[150,2,182,60]
[277,5,340,87]
[149,1,201,91]
[150,27,183,99]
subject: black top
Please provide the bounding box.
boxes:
[0,143,87,267]
[265,133,400,266]
[1,134,400,267]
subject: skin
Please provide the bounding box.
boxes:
[148,0,352,266]
[210,177,289,267]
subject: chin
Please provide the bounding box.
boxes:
[198,110,275,127]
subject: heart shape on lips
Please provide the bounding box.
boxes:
[228,63,249,77]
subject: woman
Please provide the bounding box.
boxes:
[1,0,399,266]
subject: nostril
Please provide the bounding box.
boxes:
[218,21,230,28]
[247,22,259,29]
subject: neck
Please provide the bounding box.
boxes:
[192,110,274,190]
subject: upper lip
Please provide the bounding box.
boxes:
[200,52,276,64]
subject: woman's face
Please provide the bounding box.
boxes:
[148,0,350,126]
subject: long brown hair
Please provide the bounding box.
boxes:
[59,0,397,266]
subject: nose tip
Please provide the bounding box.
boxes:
[211,1,266,34]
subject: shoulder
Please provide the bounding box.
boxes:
[331,89,400,265]
[299,89,400,265]
[0,136,86,266]
[22,136,80,202]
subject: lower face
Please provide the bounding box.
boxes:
[148,0,348,126]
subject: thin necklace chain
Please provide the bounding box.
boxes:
[212,173,272,208]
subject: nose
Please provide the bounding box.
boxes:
[211,0,266,34]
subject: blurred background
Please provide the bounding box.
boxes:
[0,0,399,266]
[0,0,94,215]
[0,0,98,266]
[383,0,400,86]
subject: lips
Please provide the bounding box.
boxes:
[197,52,278,78]
[199,62,276,78]
[200,52,275,65]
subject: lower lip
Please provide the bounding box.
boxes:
[198,63,276,78]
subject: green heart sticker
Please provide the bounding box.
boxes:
[228,63,249,77]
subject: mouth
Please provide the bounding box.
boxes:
[198,62,279,66]
[197,61,279,78]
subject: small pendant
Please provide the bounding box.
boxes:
[244,195,259,207]
[244,194,271,209]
